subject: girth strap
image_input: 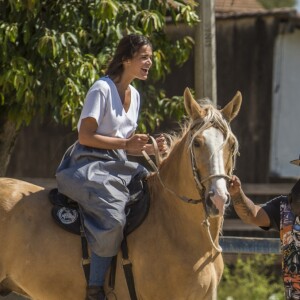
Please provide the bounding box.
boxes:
[80,225,90,284]
[109,255,117,289]
[121,237,138,300]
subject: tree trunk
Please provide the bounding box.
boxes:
[0,114,21,176]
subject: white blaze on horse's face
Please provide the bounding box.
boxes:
[202,126,229,216]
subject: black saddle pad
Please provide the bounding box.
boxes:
[49,180,150,236]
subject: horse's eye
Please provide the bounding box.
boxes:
[193,140,201,148]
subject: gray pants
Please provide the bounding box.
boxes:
[56,142,148,256]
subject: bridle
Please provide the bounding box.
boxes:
[144,128,234,204]
[142,126,235,253]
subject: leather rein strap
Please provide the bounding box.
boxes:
[142,136,203,204]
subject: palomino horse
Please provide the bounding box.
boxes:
[0,88,241,300]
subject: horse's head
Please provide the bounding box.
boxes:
[183,87,241,217]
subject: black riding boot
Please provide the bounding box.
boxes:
[85,286,106,300]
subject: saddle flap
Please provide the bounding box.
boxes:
[125,182,150,236]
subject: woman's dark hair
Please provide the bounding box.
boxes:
[106,34,152,79]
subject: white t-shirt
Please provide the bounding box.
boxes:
[77,76,140,138]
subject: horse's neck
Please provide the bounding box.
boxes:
[146,175,222,256]
[157,136,200,200]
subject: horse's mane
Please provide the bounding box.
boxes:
[162,98,239,170]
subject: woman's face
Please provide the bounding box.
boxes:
[124,45,153,81]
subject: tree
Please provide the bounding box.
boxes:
[0,0,199,176]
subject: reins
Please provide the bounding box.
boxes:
[142,136,203,205]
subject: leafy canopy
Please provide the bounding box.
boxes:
[0,0,199,131]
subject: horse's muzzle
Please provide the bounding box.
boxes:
[206,191,230,217]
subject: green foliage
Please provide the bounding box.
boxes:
[0,0,199,130]
[218,254,284,300]
[258,0,296,9]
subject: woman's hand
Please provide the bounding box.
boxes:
[125,134,149,153]
[144,134,168,156]
[155,134,168,155]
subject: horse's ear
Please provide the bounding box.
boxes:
[221,91,242,122]
[184,87,206,119]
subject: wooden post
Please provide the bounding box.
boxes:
[194,0,217,105]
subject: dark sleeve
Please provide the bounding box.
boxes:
[259,196,285,232]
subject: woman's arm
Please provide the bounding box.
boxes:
[78,117,149,153]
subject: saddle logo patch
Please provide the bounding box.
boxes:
[57,207,78,224]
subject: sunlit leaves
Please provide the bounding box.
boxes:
[0,56,34,105]
[176,3,199,25]
[97,0,120,20]
[135,10,165,32]
[37,33,59,58]
[6,23,18,43]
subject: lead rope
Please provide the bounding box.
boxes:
[202,217,224,253]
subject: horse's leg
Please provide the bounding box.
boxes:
[203,257,223,300]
